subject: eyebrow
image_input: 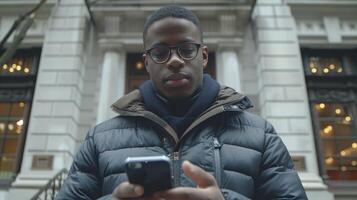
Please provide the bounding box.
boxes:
[149,38,196,48]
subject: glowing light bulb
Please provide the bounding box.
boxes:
[16,65,22,71]
[325,157,334,165]
[2,64,8,70]
[135,62,144,70]
[16,119,24,126]
[24,68,30,73]
[324,125,333,134]
[0,123,5,131]
[319,103,326,109]
[341,166,347,171]
[340,151,346,156]
[9,68,14,73]
[345,116,352,122]
[337,68,343,73]
[335,108,341,115]
[329,64,336,70]
[352,161,357,166]
[8,124,14,131]
[323,68,329,73]
[352,143,357,149]
[19,102,25,107]
[311,68,318,73]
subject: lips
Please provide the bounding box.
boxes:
[164,73,191,88]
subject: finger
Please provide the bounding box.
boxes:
[182,160,217,188]
[112,181,144,198]
[158,187,206,200]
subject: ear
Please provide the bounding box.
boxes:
[202,45,208,69]
[143,53,149,72]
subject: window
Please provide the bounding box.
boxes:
[125,52,216,93]
[0,48,41,187]
[303,48,357,181]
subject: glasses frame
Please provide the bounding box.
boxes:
[145,42,202,64]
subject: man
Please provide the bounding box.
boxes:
[56,5,307,200]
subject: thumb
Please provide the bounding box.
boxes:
[182,160,217,188]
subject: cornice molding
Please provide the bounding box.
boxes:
[296,18,357,43]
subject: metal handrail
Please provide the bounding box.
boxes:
[30,168,68,200]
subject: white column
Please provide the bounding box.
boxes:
[97,49,126,123]
[218,50,242,92]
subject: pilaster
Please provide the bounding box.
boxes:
[253,0,334,199]
[7,1,91,199]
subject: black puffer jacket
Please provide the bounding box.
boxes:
[56,87,307,200]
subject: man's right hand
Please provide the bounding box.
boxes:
[112,182,162,200]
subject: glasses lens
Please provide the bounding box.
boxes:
[178,43,198,60]
[150,46,169,63]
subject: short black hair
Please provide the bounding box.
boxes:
[143,5,203,46]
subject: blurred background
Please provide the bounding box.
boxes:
[0,0,356,199]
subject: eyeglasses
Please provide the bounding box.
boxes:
[145,42,202,64]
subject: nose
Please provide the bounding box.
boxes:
[166,50,184,70]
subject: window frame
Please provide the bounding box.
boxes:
[302,48,357,185]
[0,47,41,188]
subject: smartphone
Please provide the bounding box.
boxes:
[125,155,173,196]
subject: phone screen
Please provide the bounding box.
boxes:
[125,156,173,196]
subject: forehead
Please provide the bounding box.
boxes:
[145,17,201,47]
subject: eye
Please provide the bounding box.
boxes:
[179,43,196,58]
[150,46,169,61]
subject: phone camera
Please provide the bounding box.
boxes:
[128,162,142,169]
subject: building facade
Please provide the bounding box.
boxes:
[0,0,356,199]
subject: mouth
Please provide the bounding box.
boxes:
[164,73,191,88]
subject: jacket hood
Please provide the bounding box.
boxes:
[111,86,253,115]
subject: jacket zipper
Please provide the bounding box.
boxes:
[213,137,222,188]
[172,151,180,187]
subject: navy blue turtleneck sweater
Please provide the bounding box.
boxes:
[139,74,220,138]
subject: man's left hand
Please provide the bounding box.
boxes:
[155,160,224,200]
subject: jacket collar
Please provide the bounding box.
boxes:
[111,86,253,115]
[111,86,253,144]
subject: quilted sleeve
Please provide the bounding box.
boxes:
[255,122,308,200]
[55,128,101,200]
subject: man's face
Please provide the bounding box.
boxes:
[143,17,208,100]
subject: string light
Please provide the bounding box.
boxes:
[9,68,14,73]
[16,119,24,126]
[16,65,22,71]
[16,127,22,134]
[135,61,144,70]
[323,68,329,73]
[337,68,343,73]
[345,116,352,122]
[311,68,318,73]
[319,103,326,109]
[341,166,347,171]
[0,123,5,131]
[329,64,336,70]
[323,125,333,135]
[352,161,357,166]
[8,124,14,131]
[11,64,16,68]
[340,151,346,156]
[352,143,357,149]
[24,68,30,73]
[325,157,334,165]
[19,102,25,107]
[335,108,341,115]
[2,64,8,70]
